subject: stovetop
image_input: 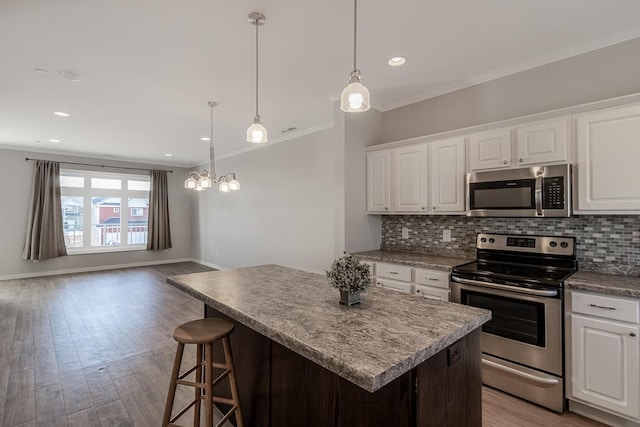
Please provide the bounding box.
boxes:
[452,260,576,288]
[451,233,578,288]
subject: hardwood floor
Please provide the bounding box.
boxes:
[0,262,606,426]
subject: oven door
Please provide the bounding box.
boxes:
[451,277,562,376]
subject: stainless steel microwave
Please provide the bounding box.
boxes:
[466,164,571,217]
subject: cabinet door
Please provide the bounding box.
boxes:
[515,117,569,165]
[576,104,640,212]
[468,128,511,171]
[571,314,640,419]
[366,150,391,212]
[430,137,466,213]
[393,144,429,212]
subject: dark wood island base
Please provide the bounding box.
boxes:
[206,305,482,427]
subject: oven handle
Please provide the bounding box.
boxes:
[482,358,560,387]
[451,276,559,297]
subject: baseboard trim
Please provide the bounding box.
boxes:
[568,399,640,427]
[0,258,197,281]
[192,259,228,270]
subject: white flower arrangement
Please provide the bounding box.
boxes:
[326,252,371,294]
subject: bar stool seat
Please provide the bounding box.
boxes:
[163,317,244,427]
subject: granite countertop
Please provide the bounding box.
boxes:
[353,250,471,271]
[167,265,490,393]
[566,271,640,299]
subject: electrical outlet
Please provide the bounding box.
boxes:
[401,227,410,239]
[443,229,452,242]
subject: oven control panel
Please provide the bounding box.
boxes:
[477,233,575,256]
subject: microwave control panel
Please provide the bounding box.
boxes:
[543,177,565,209]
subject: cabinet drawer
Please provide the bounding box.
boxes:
[377,263,412,282]
[571,292,639,324]
[414,285,450,301]
[413,268,450,289]
[377,278,412,294]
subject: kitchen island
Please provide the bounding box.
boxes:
[167,265,491,426]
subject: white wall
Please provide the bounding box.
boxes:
[193,128,339,274]
[0,148,193,279]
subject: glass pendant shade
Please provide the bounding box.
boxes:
[247,118,268,143]
[195,184,204,191]
[219,181,230,192]
[185,176,197,189]
[199,174,212,188]
[229,178,240,191]
[340,77,370,112]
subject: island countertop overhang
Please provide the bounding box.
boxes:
[167,264,490,393]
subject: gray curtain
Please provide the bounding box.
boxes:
[23,160,68,260]
[147,170,172,250]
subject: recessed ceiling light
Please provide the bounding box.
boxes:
[388,56,407,67]
[60,71,80,82]
[164,153,174,157]
[53,111,70,117]
[200,137,210,141]
[49,139,61,143]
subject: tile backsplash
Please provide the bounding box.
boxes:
[381,215,640,276]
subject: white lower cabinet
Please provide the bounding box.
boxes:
[568,291,640,422]
[367,261,451,301]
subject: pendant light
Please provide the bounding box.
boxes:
[247,12,268,143]
[340,0,370,112]
[184,102,240,192]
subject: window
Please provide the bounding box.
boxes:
[60,169,150,252]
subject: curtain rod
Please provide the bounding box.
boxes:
[25,157,173,173]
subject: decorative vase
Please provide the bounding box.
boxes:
[339,290,361,306]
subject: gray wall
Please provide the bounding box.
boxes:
[380,37,640,144]
[0,148,193,279]
[343,105,383,253]
[192,128,339,274]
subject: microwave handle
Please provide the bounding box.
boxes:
[535,171,543,216]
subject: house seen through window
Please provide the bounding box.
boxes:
[60,169,150,252]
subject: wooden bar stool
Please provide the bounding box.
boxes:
[162,318,244,427]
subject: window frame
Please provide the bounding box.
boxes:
[60,169,150,254]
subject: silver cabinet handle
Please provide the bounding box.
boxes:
[630,333,637,337]
[384,207,389,211]
[427,277,439,281]
[503,160,508,165]
[388,271,399,275]
[432,206,437,210]
[589,303,616,310]
[519,158,523,163]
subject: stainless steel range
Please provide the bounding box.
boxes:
[451,233,577,413]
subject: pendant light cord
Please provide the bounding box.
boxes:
[255,18,260,118]
[353,0,358,71]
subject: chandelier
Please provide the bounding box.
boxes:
[184,102,240,192]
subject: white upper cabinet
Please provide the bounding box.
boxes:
[366,149,391,212]
[430,137,466,213]
[393,144,429,212]
[468,128,512,171]
[515,117,570,166]
[575,103,640,212]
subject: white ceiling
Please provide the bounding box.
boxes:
[1,0,640,167]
